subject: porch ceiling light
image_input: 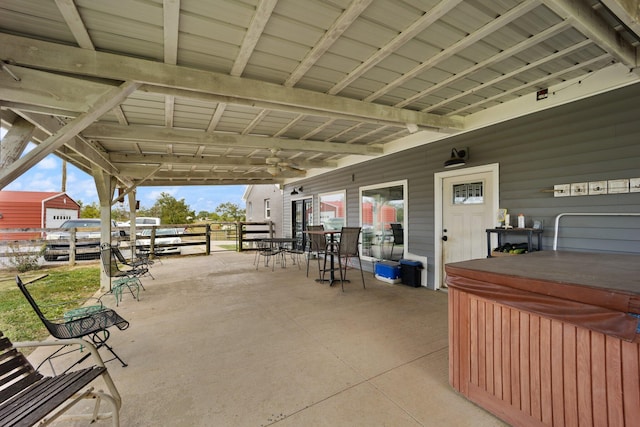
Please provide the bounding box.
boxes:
[444,148,467,168]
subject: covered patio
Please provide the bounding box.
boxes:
[30,251,505,426]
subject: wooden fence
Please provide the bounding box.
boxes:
[0,221,275,267]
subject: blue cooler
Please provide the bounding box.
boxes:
[399,259,423,287]
[375,261,400,283]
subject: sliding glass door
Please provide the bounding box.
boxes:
[292,198,313,250]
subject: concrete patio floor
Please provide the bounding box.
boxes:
[33,251,507,426]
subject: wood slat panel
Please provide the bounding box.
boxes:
[478,300,486,389]
[448,287,457,389]
[530,314,542,421]
[459,290,470,395]
[520,312,531,416]
[605,336,624,427]
[563,324,578,427]
[576,328,593,427]
[621,340,640,426]
[591,333,607,427]
[551,320,565,427]
[501,308,511,404]
[452,290,640,426]
[470,297,478,386]
[510,310,520,409]
[494,305,503,400]
[486,302,495,395]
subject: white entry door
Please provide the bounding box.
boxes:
[434,164,499,289]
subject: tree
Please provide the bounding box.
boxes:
[152,192,195,224]
[215,202,245,222]
[197,210,211,220]
[80,202,100,218]
[111,205,129,222]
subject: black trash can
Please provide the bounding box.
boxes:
[399,259,423,287]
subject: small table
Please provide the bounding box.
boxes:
[260,237,296,267]
[486,227,543,257]
[304,230,343,286]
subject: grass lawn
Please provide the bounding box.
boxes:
[0,264,101,344]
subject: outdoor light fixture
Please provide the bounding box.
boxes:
[444,148,468,168]
[290,186,303,195]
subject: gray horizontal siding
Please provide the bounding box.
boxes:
[283,82,640,288]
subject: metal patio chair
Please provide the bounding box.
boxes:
[390,223,404,260]
[15,275,129,373]
[324,227,366,292]
[282,237,306,270]
[100,243,146,305]
[112,243,154,279]
[255,239,283,271]
[306,225,327,279]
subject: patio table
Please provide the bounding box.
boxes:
[304,230,343,286]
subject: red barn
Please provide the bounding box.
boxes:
[0,191,80,240]
[362,202,397,228]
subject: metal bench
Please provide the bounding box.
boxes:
[0,331,121,426]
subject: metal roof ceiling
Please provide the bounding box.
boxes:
[1,0,639,194]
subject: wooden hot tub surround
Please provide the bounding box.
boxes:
[446,251,640,427]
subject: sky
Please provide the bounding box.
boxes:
[1,129,247,214]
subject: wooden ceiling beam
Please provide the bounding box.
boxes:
[542,0,637,67]
[83,123,383,155]
[0,33,464,131]
[109,153,336,169]
[14,111,124,180]
[0,81,139,189]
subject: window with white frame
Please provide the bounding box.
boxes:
[319,190,346,230]
[264,199,271,219]
[360,180,407,261]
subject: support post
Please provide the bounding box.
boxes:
[93,165,116,292]
[205,223,211,255]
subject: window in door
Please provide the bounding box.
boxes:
[452,182,484,204]
[360,181,406,261]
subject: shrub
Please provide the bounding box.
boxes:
[7,242,43,273]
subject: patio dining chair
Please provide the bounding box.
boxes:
[324,227,366,292]
[284,237,306,270]
[255,239,284,271]
[15,275,130,373]
[306,225,327,279]
[390,223,404,260]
